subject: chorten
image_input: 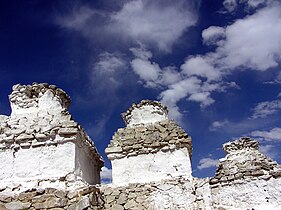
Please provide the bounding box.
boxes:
[105,100,192,185]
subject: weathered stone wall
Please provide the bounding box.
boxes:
[100,177,212,210]
[0,186,103,210]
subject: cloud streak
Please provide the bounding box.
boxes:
[197,157,219,170]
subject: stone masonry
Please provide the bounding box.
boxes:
[0,83,281,210]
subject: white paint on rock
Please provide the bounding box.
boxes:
[0,142,75,182]
[0,136,101,192]
[212,178,281,210]
[150,181,195,210]
[11,90,64,116]
[128,105,168,127]
[111,148,192,186]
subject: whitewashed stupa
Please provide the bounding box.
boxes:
[0,83,103,194]
[105,100,192,185]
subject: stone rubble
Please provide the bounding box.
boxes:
[0,186,103,210]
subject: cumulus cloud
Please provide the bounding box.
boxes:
[220,4,281,71]
[187,2,281,74]
[181,55,221,81]
[100,166,112,183]
[251,99,281,119]
[250,127,281,141]
[197,157,219,170]
[202,26,226,46]
[130,47,182,88]
[130,46,239,121]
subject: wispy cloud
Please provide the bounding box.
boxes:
[251,99,281,119]
[250,127,281,141]
[110,0,198,52]
[56,0,199,52]
[209,120,229,131]
[197,156,219,170]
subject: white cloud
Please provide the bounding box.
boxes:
[210,120,229,131]
[110,0,198,51]
[159,77,202,121]
[259,144,279,159]
[130,47,182,88]
[197,157,219,170]
[246,0,268,8]
[223,0,238,12]
[220,4,281,71]
[57,0,198,52]
[57,1,281,124]
[181,55,221,81]
[223,0,270,13]
[202,26,226,46]
[250,127,281,141]
[251,99,281,119]
[100,166,112,183]
[130,47,239,121]
[94,52,127,74]
[130,58,161,87]
[186,2,281,75]
[188,92,215,107]
[92,52,127,88]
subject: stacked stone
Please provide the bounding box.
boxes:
[0,90,102,167]
[100,177,199,210]
[209,137,281,188]
[0,186,103,210]
[121,100,168,125]
[9,83,70,110]
[105,120,192,160]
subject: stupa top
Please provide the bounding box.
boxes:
[9,83,71,116]
[121,100,168,127]
[223,137,259,153]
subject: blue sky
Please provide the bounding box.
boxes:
[0,0,281,181]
